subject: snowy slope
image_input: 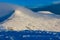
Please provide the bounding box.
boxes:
[0,3,60,32]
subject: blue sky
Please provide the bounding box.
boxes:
[0,0,60,8]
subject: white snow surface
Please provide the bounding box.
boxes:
[0,3,60,32]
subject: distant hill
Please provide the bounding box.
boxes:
[0,10,14,23]
[0,3,15,22]
[29,4,60,15]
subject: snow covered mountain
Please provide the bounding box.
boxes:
[0,3,60,32]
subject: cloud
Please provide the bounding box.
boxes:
[53,1,60,4]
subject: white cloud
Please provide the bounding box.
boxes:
[37,11,53,14]
[53,1,60,4]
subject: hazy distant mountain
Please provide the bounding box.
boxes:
[30,4,60,15]
[0,3,14,22]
